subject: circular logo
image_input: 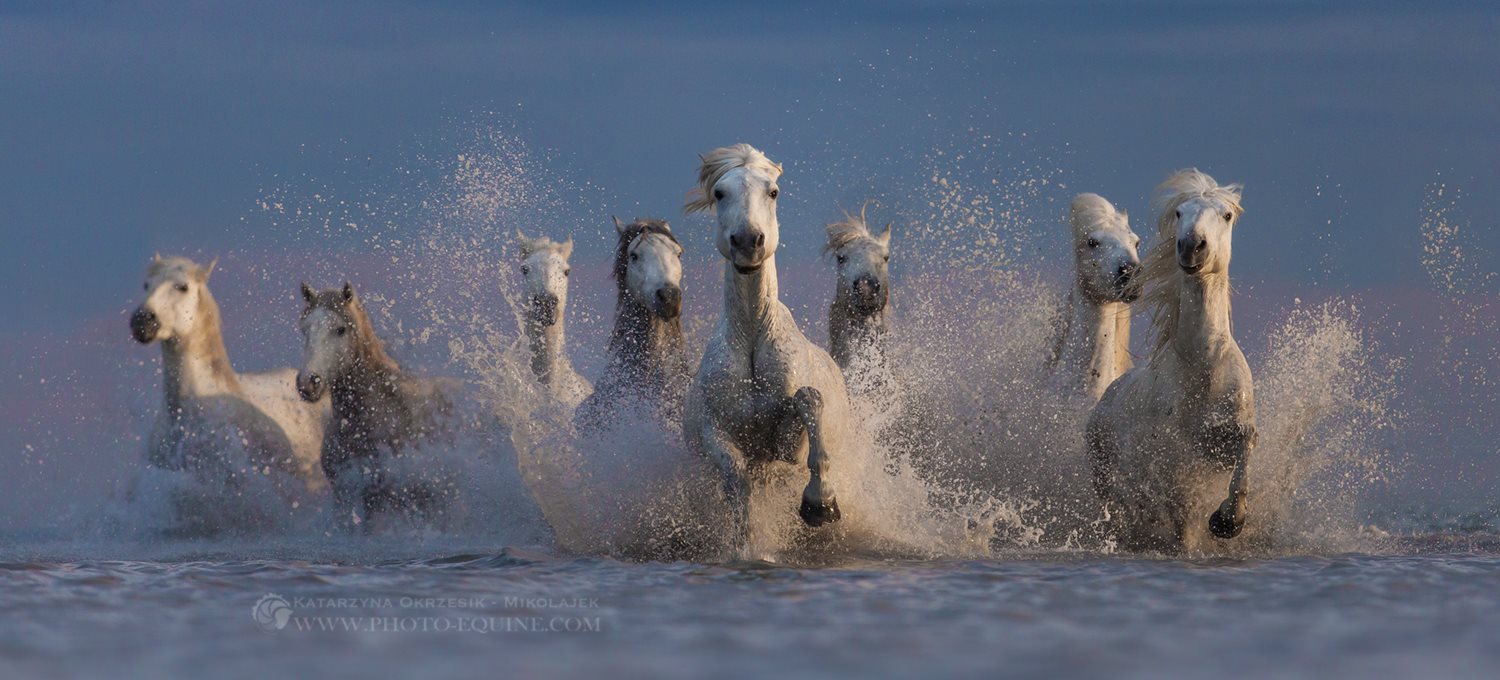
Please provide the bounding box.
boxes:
[253,594,293,632]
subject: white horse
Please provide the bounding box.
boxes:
[682,143,855,539]
[574,217,690,431]
[130,255,326,492]
[823,205,893,394]
[1046,193,1141,403]
[516,231,592,409]
[1086,170,1254,552]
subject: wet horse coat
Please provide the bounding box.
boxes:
[130,255,326,494]
[575,217,690,430]
[296,283,454,525]
[681,143,856,541]
[1087,170,1255,553]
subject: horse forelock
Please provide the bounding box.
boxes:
[1069,193,1128,242]
[1139,169,1244,353]
[822,206,879,257]
[684,143,782,214]
[146,256,205,282]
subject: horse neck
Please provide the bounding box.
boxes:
[1061,288,1130,398]
[159,296,239,407]
[1171,272,1233,361]
[828,294,886,368]
[331,342,404,422]
[723,255,780,343]
[526,316,572,385]
[608,297,686,382]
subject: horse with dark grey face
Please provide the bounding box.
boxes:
[823,205,893,394]
[575,217,691,431]
[296,282,454,527]
[516,231,592,408]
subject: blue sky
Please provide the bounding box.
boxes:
[2,0,1496,330]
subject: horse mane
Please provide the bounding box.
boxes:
[822,203,877,256]
[683,143,782,214]
[1069,193,1128,242]
[1138,169,1245,354]
[612,217,677,284]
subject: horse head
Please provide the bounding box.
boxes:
[824,204,891,318]
[516,231,573,328]
[1155,170,1243,277]
[685,143,783,275]
[1069,193,1141,303]
[613,216,684,320]
[131,254,218,344]
[295,281,371,402]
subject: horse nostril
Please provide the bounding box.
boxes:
[729,234,741,249]
[754,232,765,248]
[308,374,322,388]
[1194,240,1207,252]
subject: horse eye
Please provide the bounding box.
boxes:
[713,189,725,201]
[883,255,890,263]
[143,282,149,291]
[564,268,571,277]
[175,283,189,293]
[837,255,846,264]
[1223,212,1233,222]
[1175,209,1182,219]
[520,265,530,276]
[768,188,779,200]
[335,326,347,337]
[1087,239,1100,249]
[630,253,639,261]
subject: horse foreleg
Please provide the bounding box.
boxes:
[792,387,841,527]
[698,423,751,541]
[1208,423,1255,539]
[1085,420,1118,505]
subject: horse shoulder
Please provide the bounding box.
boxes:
[1208,341,1256,421]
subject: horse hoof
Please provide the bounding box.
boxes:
[799,495,841,527]
[1208,507,1243,539]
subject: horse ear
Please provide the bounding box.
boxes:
[516,230,534,256]
[201,256,219,281]
[300,283,316,305]
[341,282,355,303]
[561,236,574,260]
[877,222,893,246]
[612,216,627,235]
[152,251,162,263]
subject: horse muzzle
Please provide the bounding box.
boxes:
[527,294,559,327]
[1178,238,1208,274]
[296,371,325,402]
[848,276,887,316]
[728,230,769,273]
[129,307,160,344]
[653,285,682,320]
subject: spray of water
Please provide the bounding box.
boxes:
[83,121,1402,562]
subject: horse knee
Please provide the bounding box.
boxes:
[793,386,824,419]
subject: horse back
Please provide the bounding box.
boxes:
[239,368,330,488]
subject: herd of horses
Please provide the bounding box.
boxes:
[129,143,1252,554]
